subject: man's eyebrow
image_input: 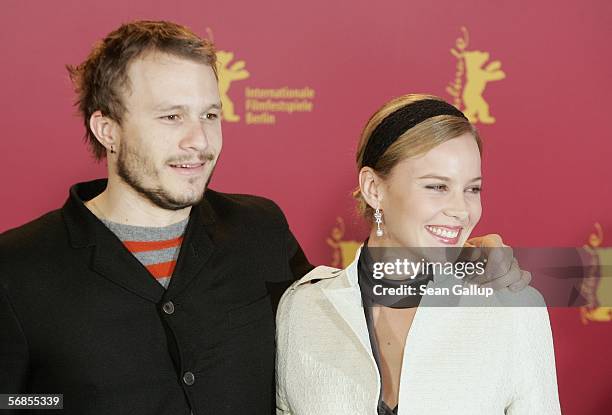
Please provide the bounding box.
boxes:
[154,102,223,111]
[154,104,187,112]
[417,174,482,182]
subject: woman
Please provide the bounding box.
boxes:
[276,94,561,414]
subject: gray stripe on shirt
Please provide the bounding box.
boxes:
[100,217,188,241]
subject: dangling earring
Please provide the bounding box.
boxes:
[110,145,115,154]
[374,208,384,237]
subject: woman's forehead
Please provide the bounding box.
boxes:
[392,135,481,180]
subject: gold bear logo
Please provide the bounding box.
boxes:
[216,51,250,122]
[448,27,505,124]
[462,50,505,124]
[327,217,361,268]
[581,223,612,324]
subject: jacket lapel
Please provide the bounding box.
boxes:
[320,253,377,363]
[320,257,381,410]
[63,179,218,303]
[165,195,217,298]
[63,179,165,303]
[321,286,373,355]
[91,232,166,303]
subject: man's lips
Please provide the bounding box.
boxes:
[169,162,205,168]
[168,162,206,175]
[425,224,463,245]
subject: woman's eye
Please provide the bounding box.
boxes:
[426,184,447,192]
[467,186,482,194]
[205,113,219,120]
[161,114,180,121]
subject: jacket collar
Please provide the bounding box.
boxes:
[316,247,378,369]
[294,246,362,287]
[61,178,218,302]
[317,247,380,399]
[313,245,456,365]
[63,179,217,247]
[62,179,107,249]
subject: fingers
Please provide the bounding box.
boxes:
[508,270,532,292]
[461,234,532,292]
[467,247,483,261]
[476,246,514,285]
[508,279,526,292]
[467,233,504,248]
[458,245,483,262]
[466,234,513,278]
[480,258,522,291]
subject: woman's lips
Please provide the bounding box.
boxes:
[425,225,462,245]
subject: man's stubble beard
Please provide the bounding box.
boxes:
[116,140,217,211]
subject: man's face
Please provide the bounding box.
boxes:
[115,52,222,210]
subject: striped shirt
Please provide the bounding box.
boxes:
[101,218,189,289]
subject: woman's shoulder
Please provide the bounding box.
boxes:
[451,285,551,338]
[456,283,546,308]
[280,266,345,302]
[276,265,350,324]
[479,286,553,339]
[494,285,546,307]
[296,265,345,285]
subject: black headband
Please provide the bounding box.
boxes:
[362,99,468,168]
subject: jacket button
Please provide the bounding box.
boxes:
[162,301,175,315]
[183,371,195,386]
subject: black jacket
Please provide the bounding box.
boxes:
[0,179,312,415]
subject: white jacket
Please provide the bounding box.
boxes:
[276,250,561,414]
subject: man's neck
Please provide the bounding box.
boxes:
[85,178,192,227]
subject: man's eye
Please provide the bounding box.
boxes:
[161,114,180,121]
[467,186,482,194]
[205,113,219,120]
[426,184,447,192]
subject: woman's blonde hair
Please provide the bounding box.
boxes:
[354,94,482,221]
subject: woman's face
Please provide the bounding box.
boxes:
[377,133,482,250]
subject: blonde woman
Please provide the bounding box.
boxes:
[276,94,561,414]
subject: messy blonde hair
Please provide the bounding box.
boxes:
[67,20,217,160]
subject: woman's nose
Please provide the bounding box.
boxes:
[444,193,469,221]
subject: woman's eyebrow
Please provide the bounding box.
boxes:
[417,174,482,182]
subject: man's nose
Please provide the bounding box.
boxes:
[179,119,209,152]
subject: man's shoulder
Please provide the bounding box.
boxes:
[1,209,66,252]
[203,189,288,228]
[0,209,67,281]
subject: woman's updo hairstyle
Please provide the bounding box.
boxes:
[354,94,482,221]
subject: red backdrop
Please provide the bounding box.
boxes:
[2,1,611,413]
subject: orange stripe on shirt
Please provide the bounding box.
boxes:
[145,260,178,279]
[123,236,184,253]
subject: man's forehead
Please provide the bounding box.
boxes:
[120,51,218,104]
[126,50,213,79]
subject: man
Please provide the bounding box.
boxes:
[0,21,530,414]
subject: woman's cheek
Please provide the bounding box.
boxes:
[470,201,483,224]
